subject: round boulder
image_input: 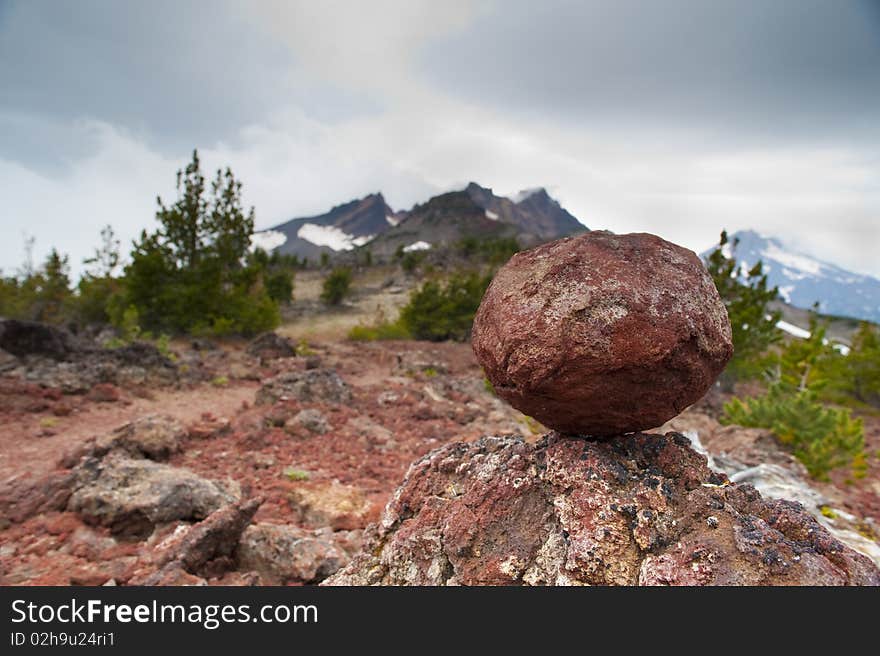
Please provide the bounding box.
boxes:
[472,231,732,435]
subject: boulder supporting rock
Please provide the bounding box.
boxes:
[325,433,880,586]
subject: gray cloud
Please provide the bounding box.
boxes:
[1,0,879,279]
[0,0,372,169]
[421,0,880,143]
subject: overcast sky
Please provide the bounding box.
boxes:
[2,0,879,277]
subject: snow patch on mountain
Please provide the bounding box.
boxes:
[703,230,880,323]
[297,223,373,251]
[385,215,400,227]
[484,210,499,221]
[762,242,824,277]
[403,241,432,253]
[250,230,287,252]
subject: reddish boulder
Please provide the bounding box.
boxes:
[472,231,732,435]
[325,433,879,586]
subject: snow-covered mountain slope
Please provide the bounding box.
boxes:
[253,183,587,262]
[251,193,400,261]
[702,230,880,323]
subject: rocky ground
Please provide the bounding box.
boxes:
[0,320,878,585]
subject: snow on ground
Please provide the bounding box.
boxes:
[386,214,400,227]
[776,320,812,339]
[297,223,373,251]
[484,210,499,221]
[774,319,850,355]
[249,230,287,252]
[403,241,432,253]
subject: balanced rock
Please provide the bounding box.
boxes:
[472,231,733,435]
[325,434,880,586]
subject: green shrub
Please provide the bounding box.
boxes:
[347,321,410,341]
[400,252,423,274]
[722,316,866,479]
[399,270,492,341]
[321,267,352,305]
[74,275,121,325]
[284,468,310,482]
[457,236,521,266]
[264,269,294,304]
[722,385,865,480]
[821,322,880,408]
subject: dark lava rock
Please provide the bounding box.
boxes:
[0,318,77,360]
[68,452,240,537]
[256,368,352,405]
[325,433,879,586]
[154,498,262,576]
[247,332,296,360]
[472,231,733,435]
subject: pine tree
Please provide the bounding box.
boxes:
[121,150,278,335]
[34,249,72,325]
[704,230,782,387]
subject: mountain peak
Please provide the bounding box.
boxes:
[703,230,880,323]
[510,187,547,203]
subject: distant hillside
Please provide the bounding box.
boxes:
[701,230,880,324]
[252,182,587,262]
[251,193,400,261]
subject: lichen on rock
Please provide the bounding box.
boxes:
[325,433,879,586]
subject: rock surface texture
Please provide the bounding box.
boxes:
[325,433,880,586]
[472,231,733,435]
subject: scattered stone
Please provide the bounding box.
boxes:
[154,498,262,575]
[290,409,330,435]
[190,338,218,351]
[346,415,395,449]
[93,414,186,461]
[394,351,449,376]
[130,562,207,586]
[246,332,296,360]
[0,347,18,372]
[86,383,122,403]
[0,470,79,525]
[256,369,352,405]
[248,453,276,470]
[377,391,400,406]
[325,433,879,586]
[288,481,373,530]
[68,452,240,537]
[187,414,232,440]
[228,361,260,381]
[0,318,77,360]
[235,523,349,584]
[304,355,322,370]
[109,342,175,369]
[472,231,733,435]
